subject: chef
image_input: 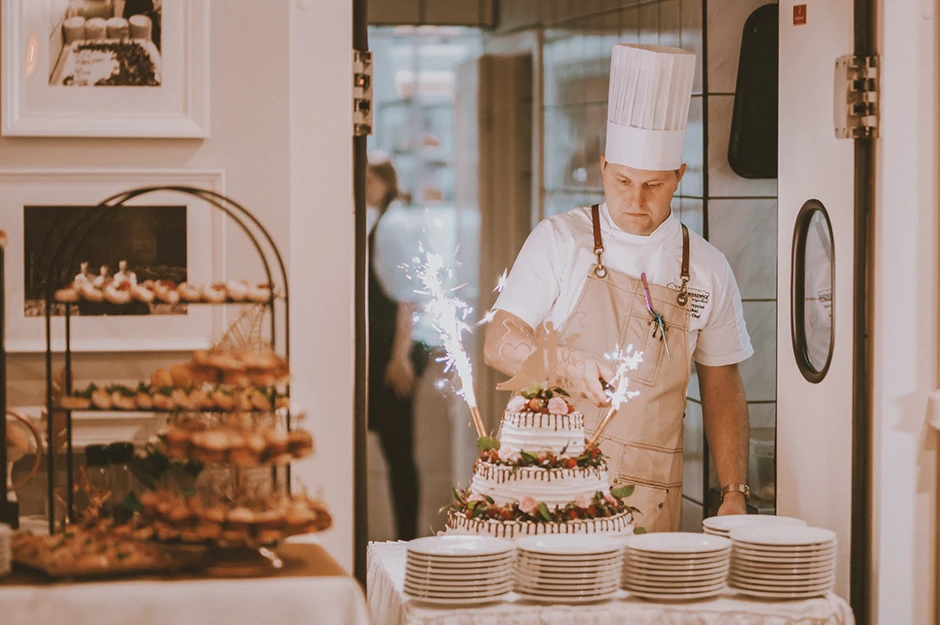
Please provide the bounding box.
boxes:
[484,44,753,531]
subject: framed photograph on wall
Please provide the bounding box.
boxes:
[1,0,209,137]
[0,169,226,352]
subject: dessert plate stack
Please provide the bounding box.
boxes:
[729,526,837,599]
[404,536,514,605]
[0,523,10,577]
[622,532,731,601]
[514,535,623,604]
[703,514,807,538]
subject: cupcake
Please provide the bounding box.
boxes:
[152,388,175,411]
[130,284,154,304]
[150,368,173,390]
[170,364,193,389]
[54,286,80,303]
[249,389,272,412]
[224,371,252,388]
[227,434,258,467]
[91,387,112,410]
[134,384,154,410]
[164,425,191,457]
[226,280,249,301]
[212,388,235,411]
[288,430,315,458]
[177,282,202,302]
[79,283,105,302]
[265,430,289,456]
[104,283,132,305]
[247,283,272,303]
[190,430,228,464]
[202,283,227,303]
[110,387,137,411]
[171,388,197,411]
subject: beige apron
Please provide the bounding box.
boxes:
[557,205,692,533]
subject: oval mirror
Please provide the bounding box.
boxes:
[790,200,834,383]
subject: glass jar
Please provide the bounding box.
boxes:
[108,442,136,524]
[83,444,111,518]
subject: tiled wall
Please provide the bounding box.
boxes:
[492,0,779,527]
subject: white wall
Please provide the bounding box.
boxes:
[2,0,356,569]
[871,0,939,622]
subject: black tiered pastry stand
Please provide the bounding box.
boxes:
[20,186,290,535]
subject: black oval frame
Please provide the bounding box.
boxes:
[790,199,835,384]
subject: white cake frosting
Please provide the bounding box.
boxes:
[447,508,634,538]
[469,460,611,508]
[498,411,585,456]
[445,405,637,539]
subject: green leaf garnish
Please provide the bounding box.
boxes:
[520,451,538,464]
[476,436,501,452]
[610,485,635,499]
[483,494,495,504]
[538,503,553,522]
[633,527,647,534]
[452,488,466,503]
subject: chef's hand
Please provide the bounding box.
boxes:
[717,492,748,516]
[563,351,615,407]
[384,352,416,399]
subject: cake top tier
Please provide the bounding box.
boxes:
[506,383,577,417]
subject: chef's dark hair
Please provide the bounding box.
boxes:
[367,158,400,212]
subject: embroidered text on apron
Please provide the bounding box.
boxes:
[557,205,692,533]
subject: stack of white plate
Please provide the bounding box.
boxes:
[622,532,731,601]
[514,535,623,604]
[729,526,837,599]
[703,514,807,537]
[0,523,10,577]
[404,535,514,606]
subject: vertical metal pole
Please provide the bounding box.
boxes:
[352,0,370,588]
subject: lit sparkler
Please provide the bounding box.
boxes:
[588,345,643,446]
[494,269,509,293]
[409,250,486,437]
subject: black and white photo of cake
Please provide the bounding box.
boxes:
[48,0,163,87]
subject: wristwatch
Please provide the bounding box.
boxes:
[720,483,750,503]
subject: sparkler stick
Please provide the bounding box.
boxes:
[411,251,486,438]
[588,346,643,447]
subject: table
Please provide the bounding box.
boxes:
[1,543,372,625]
[368,542,855,625]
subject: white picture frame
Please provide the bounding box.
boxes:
[0,168,226,352]
[2,0,210,138]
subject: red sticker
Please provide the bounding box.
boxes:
[793,4,807,25]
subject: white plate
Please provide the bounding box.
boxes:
[624,532,732,554]
[407,557,514,569]
[404,563,513,576]
[733,540,837,553]
[516,560,622,573]
[733,586,832,600]
[407,535,514,557]
[731,551,836,564]
[703,515,807,533]
[626,586,724,601]
[624,577,726,591]
[628,570,728,584]
[729,526,837,547]
[515,590,618,604]
[731,560,835,574]
[626,558,729,573]
[406,593,509,606]
[407,552,514,563]
[626,552,729,567]
[515,577,620,595]
[404,582,513,597]
[516,568,622,581]
[516,534,622,556]
[405,574,513,588]
[730,574,835,589]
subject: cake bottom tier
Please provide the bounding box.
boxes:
[445,508,634,539]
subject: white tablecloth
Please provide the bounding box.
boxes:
[2,545,371,625]
[368,542,855,625]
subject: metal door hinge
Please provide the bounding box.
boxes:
[353,50,373,137]
[834,55,878,139]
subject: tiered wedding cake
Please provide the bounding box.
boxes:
[445,384,640,539]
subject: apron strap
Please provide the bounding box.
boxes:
[590,204,608,278]
[678,223,690,306]
[590,204,692,304]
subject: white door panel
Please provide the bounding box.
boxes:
[777,0,855,598]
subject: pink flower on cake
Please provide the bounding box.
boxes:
[548,397,569,415]
[497,445,518,463]
[518,496,539,515]
[468,493,486,503]
[604,493,619,507]
[574,494,592,509]
[507,396,528,412]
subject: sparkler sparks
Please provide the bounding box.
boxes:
[604,345,644,409]
[408,250,486,436]
[494,269,509,293]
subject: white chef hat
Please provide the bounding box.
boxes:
[605,44,696,171]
